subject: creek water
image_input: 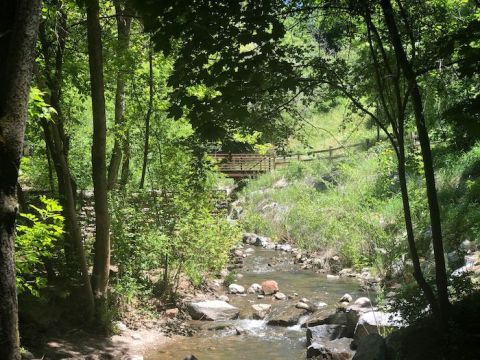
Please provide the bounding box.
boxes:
[146,248,364,360]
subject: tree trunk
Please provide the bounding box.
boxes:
[86,0,111,320]
[139,45,154,189]
[38,11,95,319]
[380,0,450,325]
[0,1,42,358]
[107,0,133,190]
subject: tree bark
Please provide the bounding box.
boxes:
[85,0,111,318]
[107,0,133,190]
[38,10,95,319]
[380,0,450,325]
[139,45,154,189]
[0,1,42,358]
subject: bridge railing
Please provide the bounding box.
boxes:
[210,153,274,174]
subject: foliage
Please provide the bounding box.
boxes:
[15,196,64,296]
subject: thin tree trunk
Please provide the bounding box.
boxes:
[107,0,133,190]
[139,46,154,189]
[38,11,95,319]
[0,1,42,358]
[86,0,111,319]
[120,133,130,186]
[380,0,450,325]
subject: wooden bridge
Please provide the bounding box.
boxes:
[209,139,376,179]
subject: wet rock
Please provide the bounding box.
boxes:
[296,302,312,311]
[267,306,308,326]
[228,283,245,294]
[187,300,240,321]
[354,310,401,341]
[274,292,287,300]
[244,247,255,255]
[252,304,272,319]
[460,240,476,253]
[339,293,353,303]
[306,324,350,346]
[353,297,372,308]
[302,308,337,328]
[353,334,387,360]
[217,295,230,302]
[257,294,265,299]
[339,268,356,277]
[306,337,353,359]
[261,280,279,295]
[233,249,244,257]
[247,283,262,294]
[243,233,271,247]
[275,244,292,252]
[165,308,179,319]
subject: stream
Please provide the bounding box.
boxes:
[146,248,365,360]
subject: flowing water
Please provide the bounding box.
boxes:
[146,248,364,360]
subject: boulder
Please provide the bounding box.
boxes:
[307,337,353,359]
[296,302,312,311]
[228,284,245,294]
[353,297,372,308]
[217,295,229,302]
[251,304,272,319]
[302,308,337,328]
[353,334,387,360]
[275,244,292,252]
[187,300,240,321]
[339,293,353,303]
[267,306,308,326]
[306,325,350,347]
[243,233,272,247]
[165,308,179,319]
[261,280,279,295]
[274,292,287,300]
[354,311,401,341]
[247,283,262,294]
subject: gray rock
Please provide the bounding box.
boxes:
[247,283,262,294]
[228,283,245,294]
[296,302,312,311]
[339,293,353,303]
[267,306,308,326]
[274,292,287,300]
[354,311,401,341]
[307,337,353,359]
[217,295,229,302]
[352,334,386,360]
[306,325,350,347]
[353,297,372,308]
[251,304,272,319]
[187,300,240,321]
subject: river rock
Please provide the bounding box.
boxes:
[302,308,337,328]
[243,233,271,247]
[339,293,353,303]
[187,300,240,321]
[306,324,350,346]
[296,302,311,311]
[233,249,244,257]
[274,292,287,300]
[247,283,262,294]
[267,306,308,326]
[353,297,372,308]
[252,304,272,319]
[307,337,353,359]
[217,295,229,302]
[228,284,245,294]
[261,280,279,295]
[354,310,401,341]
[165,308,179,318]
[352,334,387,360]
[275,244,292,252]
